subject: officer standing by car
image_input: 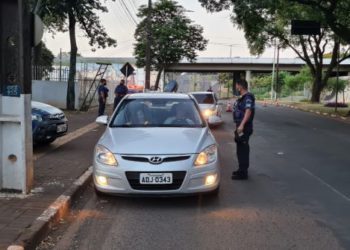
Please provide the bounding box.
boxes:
[232,79,255,180]
[98,78,109,116]
[114,79,128,110]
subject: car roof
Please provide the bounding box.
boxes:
[125,93,192,99]
[189,91,214,95]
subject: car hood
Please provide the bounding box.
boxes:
[32,101,63,115]
[198,104,216,110]
[99,127,215,155]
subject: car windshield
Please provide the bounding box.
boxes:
[110,98,205,128]
[192,93,215,104]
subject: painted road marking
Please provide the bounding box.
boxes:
[302,168,350,203]
[34,122,100,160]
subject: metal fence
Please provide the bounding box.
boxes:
[32,66,79,82]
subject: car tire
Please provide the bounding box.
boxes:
[41,138,56,145]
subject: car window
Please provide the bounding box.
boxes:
[110,98,205,128]
[192,93,215,104]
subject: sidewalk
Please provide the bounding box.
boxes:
[0,106,110,249]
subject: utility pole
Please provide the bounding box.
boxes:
[275,44,280,101]
[335,38,341,113]
[59,48,62,81]
[0,0,34,193]
[145,0,152,90]
[271,40,277,100]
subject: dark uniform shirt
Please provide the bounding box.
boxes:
[114,84,128,96]
[98,85,109,99]
[233,92,255,128]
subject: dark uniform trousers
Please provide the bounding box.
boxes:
[98,97,106,116]
[235,125,253,174]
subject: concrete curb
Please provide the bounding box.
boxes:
[256,100,348,122]
[8,167,93,250]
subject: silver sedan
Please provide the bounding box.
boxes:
[94,93,220,196]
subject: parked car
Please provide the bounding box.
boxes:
[190,91,223,126]
[93,93,220,196]
[32,101,68,145]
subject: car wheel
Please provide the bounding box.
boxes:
[41,138,56,145]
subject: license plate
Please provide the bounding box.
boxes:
[140,173,173,184]
[57,124,67,133]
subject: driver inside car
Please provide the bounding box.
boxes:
[163,103,195,125]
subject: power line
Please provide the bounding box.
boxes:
[113,1,136,28]
[109,3,132,34]
[119,0,138,25]
[129,0,139,15]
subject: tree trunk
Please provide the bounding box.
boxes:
[67,11,77,110]
[310,64,327,103]
[154,67,163,90]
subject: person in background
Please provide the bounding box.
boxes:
[98,78,109,116]
[114,79,128,110]
[232,79,255,180]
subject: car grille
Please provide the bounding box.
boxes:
[122,155,190,163]
[125,171,186,190]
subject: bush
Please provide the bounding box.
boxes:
[324,102,348,108]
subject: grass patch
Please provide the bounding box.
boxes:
[279,101,350,117]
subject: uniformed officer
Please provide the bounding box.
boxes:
[98,78,109,116]
[114,79,128,110]
[232,79,255,180]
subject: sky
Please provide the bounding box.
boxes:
[42,0,297,59]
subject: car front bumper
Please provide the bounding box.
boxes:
[33,120,68,142]
[93,155,220,195]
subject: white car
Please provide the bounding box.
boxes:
[190,92,223,126]
[93,93,220,196]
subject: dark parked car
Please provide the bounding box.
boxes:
[32,101,68,144]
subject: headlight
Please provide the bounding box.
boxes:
[194,144,217,166]
[203,109,216,118]
[95,145,118,166]
[32,114,43,122]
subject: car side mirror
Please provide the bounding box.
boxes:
[96,115,109,125]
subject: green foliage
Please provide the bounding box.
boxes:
[32,42,54,68]
[40,1,117,50]
[39,0,117,110]
[134,0,207,72]
[284,67,312,91]
[199,0,350,102]
[289,0,350,44]
[218,73,232,88]
[326,78,348,93]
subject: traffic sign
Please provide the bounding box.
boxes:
[120,62,135,77]
[291,20,320,35]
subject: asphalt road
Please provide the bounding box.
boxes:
[38,104,350,250]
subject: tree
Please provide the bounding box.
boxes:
[33,42,54,67]
[134,0,207,89]
[326,78,348,103]
[199,0,350,102]
[32,42,55,80]
[290,0,350,44]
[39,1,117,110]
[285,66,313,92]
[218,73,233,97]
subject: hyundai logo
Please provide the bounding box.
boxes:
[149,156,163,164]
